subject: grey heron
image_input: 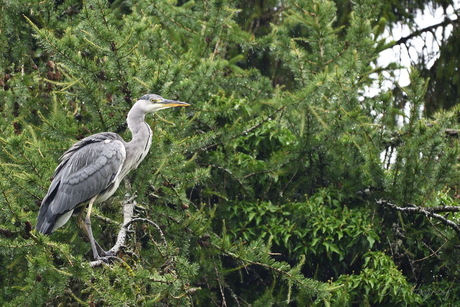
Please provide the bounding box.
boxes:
[36,94,189,260]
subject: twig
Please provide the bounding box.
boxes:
[126,218,168,247]
[414,240,448,263]
[215,265,227,307]
[377,199,460,236]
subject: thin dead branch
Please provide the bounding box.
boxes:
[377,199,460,236]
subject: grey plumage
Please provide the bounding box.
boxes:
[35,94,189,259]
[36,133,126,234]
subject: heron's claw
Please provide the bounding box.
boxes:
[99,249,116,257]
[94,240,115,257]
[95,255,121,264]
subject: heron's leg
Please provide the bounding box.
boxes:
[84,196,104,260]
[77,214,107,257]
[77,202,116,258]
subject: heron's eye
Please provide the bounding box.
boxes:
[150,98,161,103]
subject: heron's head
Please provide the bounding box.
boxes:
[137,94,190,113]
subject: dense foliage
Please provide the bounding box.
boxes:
[1,0,459,305]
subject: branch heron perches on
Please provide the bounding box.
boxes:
[35,94,190,261]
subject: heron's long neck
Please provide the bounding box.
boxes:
[122,108,153,178]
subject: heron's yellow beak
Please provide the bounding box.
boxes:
[161,99,190,107]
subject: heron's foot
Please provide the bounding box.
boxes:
[93,240,116,257]
[98,249,116,257]
[94,254,121,264]
[124,192,137,202]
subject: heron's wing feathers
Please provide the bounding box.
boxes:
[54,133,123,175]
[36,133,126,234]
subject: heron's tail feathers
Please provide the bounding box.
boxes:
[35,219,54,235]
[36,209,73,235]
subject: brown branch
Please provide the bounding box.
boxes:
[377,199,460,236]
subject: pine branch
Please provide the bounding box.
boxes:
[210,240,330,298]
[199,105,286,152]
[151,2,198,34]
[377,199,460,236]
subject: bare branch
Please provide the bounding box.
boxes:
[377,199,460,236]
[393,17,456,47]
[424,205,460,213]
[126,218,168,247]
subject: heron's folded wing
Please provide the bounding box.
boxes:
[36,135,126,234]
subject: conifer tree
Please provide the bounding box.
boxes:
[1,0,459,305]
